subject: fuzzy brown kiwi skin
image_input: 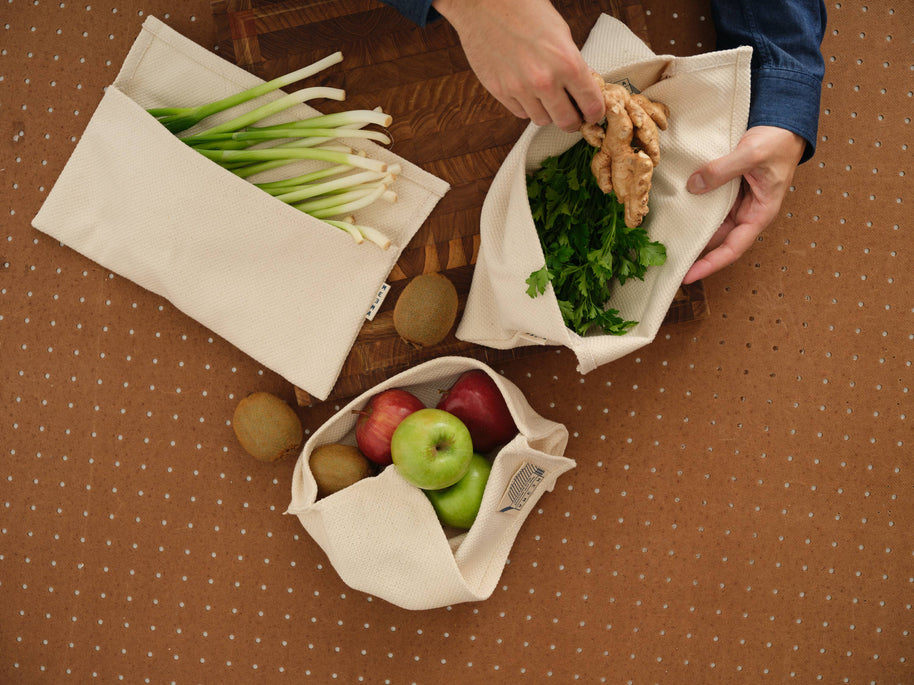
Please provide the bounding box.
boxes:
[393,272,459,348]
[232,392,304,462]
[309,443,373,498]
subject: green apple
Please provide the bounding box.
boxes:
[390,408,473,490]
[425,452,492,529]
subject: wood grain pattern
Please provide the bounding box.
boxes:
[211,0,709,406]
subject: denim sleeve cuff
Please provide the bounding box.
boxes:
[379,0,440,27]
[749,70,823,164]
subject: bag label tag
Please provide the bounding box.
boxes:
[498,462,546,512]
[365,282,391,321]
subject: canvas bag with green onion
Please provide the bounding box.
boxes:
[31,16,450,401]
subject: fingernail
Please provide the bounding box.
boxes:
[687,173,707,194]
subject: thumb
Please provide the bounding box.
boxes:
[687,145,756,195]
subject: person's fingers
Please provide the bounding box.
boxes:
[700,218,735,255]
[682,126,806,283]
[540,57,604,131]
[500,94,530,121]
[687,142,761,195]
[516,95,552,127]
[682,221,759,284]
[698,185,743,253]
[540,91,584,132]
[565,69,605,124]
[684,185,781,284]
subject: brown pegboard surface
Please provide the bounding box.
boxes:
[1,1,911,683]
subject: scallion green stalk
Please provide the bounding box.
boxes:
[254,164,354,193]
[331,221,365,244]
[148,51,343,134]
[292,186,383,214]
[306,184,392,219]
[272,169,391,204]
[248,109,393,132]
[183,127,390,147]
[236,128,391,145]
[195,147,386,174]
[228,145,360,179]
[153,56,398,247]
[185,87,346,138]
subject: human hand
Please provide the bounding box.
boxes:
[682,126,807,284]
[432,0,604,132]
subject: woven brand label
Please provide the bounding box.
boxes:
[365,283,390,321]
[612,76,641,94]
[520,331,549,345]
[498,462,547,512]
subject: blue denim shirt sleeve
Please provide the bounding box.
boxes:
[711,0,827,163]
[376,0,440,27]
[377,0,827,163]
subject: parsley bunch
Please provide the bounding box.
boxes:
[525,139,667,336]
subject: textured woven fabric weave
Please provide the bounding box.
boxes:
[32,16,450,400]
[457,14,751,374]
[287,357,573,610]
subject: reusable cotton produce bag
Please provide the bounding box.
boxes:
[286,357,574,611]
[457,14,752,374]
[31,16,450,401]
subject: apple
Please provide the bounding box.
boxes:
[354,388,425,465]
[425,452,492,529]
[390,408,473,490]
[436,369,518,453]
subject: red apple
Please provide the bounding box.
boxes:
[436,369,518,453]
[354,388,425,465]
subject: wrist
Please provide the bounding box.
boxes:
[431,0,471,25]
[746,126,806,167]
[433,0,522,32]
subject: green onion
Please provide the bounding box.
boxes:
[152,55,398,247]
[248,109,393,131]
[305,184,394,219]
[148,51,343,134]
[236,127,390,145]
[185,87,346,138]
[195,146,387,174]
[272,169,393,204]
[226,145,361,179]
[326,219,392,250]
[332,221,365,244]
[182,127,390,147]
[292,186,383,214]
[255,164,354,194]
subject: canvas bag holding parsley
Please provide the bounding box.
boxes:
[457,14,752,373]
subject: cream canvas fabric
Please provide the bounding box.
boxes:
[31,16,450,400]
[457,14,752,374]
[287,357,574,611]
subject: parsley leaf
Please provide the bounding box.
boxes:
[525,266,552,298]
[525,138,667,336]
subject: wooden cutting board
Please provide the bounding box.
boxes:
[211,0,709,405]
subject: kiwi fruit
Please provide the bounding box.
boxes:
[309,443,373,498]
[393,272,459,347]
[232,391,304,462]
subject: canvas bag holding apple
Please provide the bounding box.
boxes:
[286,357,574,611]
[456,14,752,372]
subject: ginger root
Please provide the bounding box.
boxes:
[582,74,670,228]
